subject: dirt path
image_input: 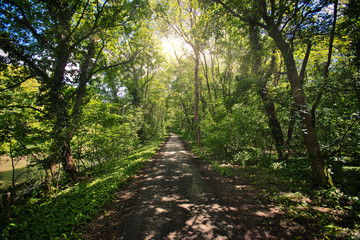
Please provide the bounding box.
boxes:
[82,134,315,239]
[118,133,236,239]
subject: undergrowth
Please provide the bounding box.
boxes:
[1,139,164,240]
[186,140,360,240]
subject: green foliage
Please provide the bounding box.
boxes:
[200,95,269,159]
[1,140,163,240]
[189,136,359,239]
[232,149,263,167]
[1,0,360,238]
[342,0,360,68]
[269,186,360,239]
[263,160,359,239]
[220,155,359,239]
[211,161,234,178]
[73,99,143,164]
[0,0,151,179]
[200,104,234,157]
[0,65,51,189]
[0,66,44,151]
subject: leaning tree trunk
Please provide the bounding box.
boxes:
[259,55,285,161]
[258,87,285,160]
[249,23,285,161]
[267,26,332,187]
[62,139,77,180]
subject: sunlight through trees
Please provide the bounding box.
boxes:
[1,0,359,238]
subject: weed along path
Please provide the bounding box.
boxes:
[118,133,236,239]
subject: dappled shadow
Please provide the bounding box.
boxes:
[116,134,314,240]
[189,151,318,239]
[118,134,237,239]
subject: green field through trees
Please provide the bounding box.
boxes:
[0,0,359,239]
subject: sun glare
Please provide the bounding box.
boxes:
[161,37,188,59]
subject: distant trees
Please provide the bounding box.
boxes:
[157,0,212,146]
[158,0,359,189]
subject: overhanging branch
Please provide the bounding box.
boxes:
[0,105,46,114]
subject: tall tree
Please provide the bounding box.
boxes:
[0,0,147,179]
[248,22,285,161]
[157,0,210,146]
[212,0,335,187]
[102,23,166,141]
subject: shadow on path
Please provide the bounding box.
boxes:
[118,133,238,239]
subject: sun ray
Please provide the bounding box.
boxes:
[161,36,189,59]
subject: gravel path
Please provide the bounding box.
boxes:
[118,133,238,239]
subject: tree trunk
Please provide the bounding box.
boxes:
[201,51,215,113]
[9,139,16,197]
[201,51,212,98]
[62,140,77,180]
[49,45,78,180]
[249,23,285,161]
[310,0,338,127]
[194,46,201,146]
[285,105,296,153]
[49,155,58,179]
[267,26,331,187]
[210,48,218,99]
[258,87,285,160]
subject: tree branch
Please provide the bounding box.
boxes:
[6,0,51,49]
[310,0,338,126]
[299,41,312,85]
[211,0,267,28]
[0,34,49,82]
[66,0,90,42]
[0,75,35,92]
[0,105,46,114]
[90,55,137,76]
[69,0,109,50]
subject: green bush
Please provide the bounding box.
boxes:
[232,149,262,166]
[73,99,142,165]
[211,161,234,178]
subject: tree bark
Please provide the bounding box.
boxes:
[210,48,218,99]
[49,43,78,180]
[258,86,285,160]
[49,155,58,179]
[201,51,212,99]
[249,22,285,161]
[264,21,331,187]
[62,140,77,180]
[285,105,296,153]
[194,45,201,146]
[310,0,338,127]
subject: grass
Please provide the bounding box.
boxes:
[1,139,164,240]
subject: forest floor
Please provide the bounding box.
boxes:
[81,134,320,240]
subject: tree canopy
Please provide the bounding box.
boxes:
[1,0,359,238]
